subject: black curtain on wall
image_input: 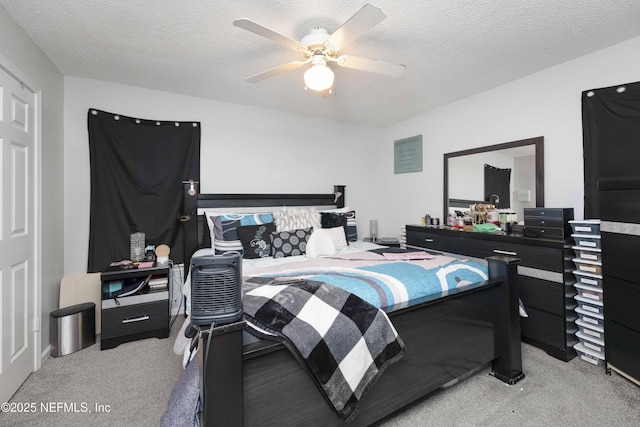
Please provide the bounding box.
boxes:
[484,164,511,208]
[582,81,640,220]
[87,109,200,272]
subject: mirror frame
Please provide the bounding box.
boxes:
[443,136,544,221]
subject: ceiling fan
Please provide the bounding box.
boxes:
[233,3,406,95]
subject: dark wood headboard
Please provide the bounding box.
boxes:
[180,182,346,268]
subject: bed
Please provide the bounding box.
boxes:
[180,183,524,426]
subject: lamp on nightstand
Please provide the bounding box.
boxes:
[370,220,378,242]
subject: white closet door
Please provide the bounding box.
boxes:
[0,63,38,403]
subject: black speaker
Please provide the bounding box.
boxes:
[190,251,243,327]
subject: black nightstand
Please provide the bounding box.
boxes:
[100,263,170,350]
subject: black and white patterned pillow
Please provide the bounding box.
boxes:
[271,228,313,258]
[237,223,276,259]
[207,212,273,254]
[320,210,358,242]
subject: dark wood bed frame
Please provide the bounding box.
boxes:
[181,183,524,426]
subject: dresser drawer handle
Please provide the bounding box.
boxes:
[424,239,434,242]
[122,315,150,324]
[493,249,517,256]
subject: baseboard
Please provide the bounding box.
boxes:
[40,344,51,366]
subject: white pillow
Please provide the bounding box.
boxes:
[305,229,336,258]
[273,206,321,232]
[323,226,348,251]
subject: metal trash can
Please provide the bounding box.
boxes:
[50,302,96,357]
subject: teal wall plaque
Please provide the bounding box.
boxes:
[394,135,423,174]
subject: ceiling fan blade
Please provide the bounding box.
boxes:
[337,55,406,77]
[234,18,303,51]
[325,3,386,51]
[246,61,307,83]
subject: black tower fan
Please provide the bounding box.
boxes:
[190,251,243,327]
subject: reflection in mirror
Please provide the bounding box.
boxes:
[443,137,544,223]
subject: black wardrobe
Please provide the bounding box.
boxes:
[582,81,640,385]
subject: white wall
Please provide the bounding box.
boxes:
[380,36,640,238]
[0,5,65,352]
[64,77,380,274]
[512,155,536,219]
[65,35,640,272]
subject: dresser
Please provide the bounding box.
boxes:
[406,225,577,361]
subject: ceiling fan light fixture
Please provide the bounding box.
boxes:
[236,4,403,93]
[304,56,334,92]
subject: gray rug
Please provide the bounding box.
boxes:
[2,315,639,427]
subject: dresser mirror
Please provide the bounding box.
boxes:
[443,136,544,223]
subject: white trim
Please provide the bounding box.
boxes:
[41,345,51,363]
[34,84,43,371]
[0,52,40,93]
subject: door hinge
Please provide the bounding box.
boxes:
[32,317,40,332]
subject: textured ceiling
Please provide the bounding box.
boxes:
[2,0,640,126]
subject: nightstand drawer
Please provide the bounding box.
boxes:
[102,300,168,340]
